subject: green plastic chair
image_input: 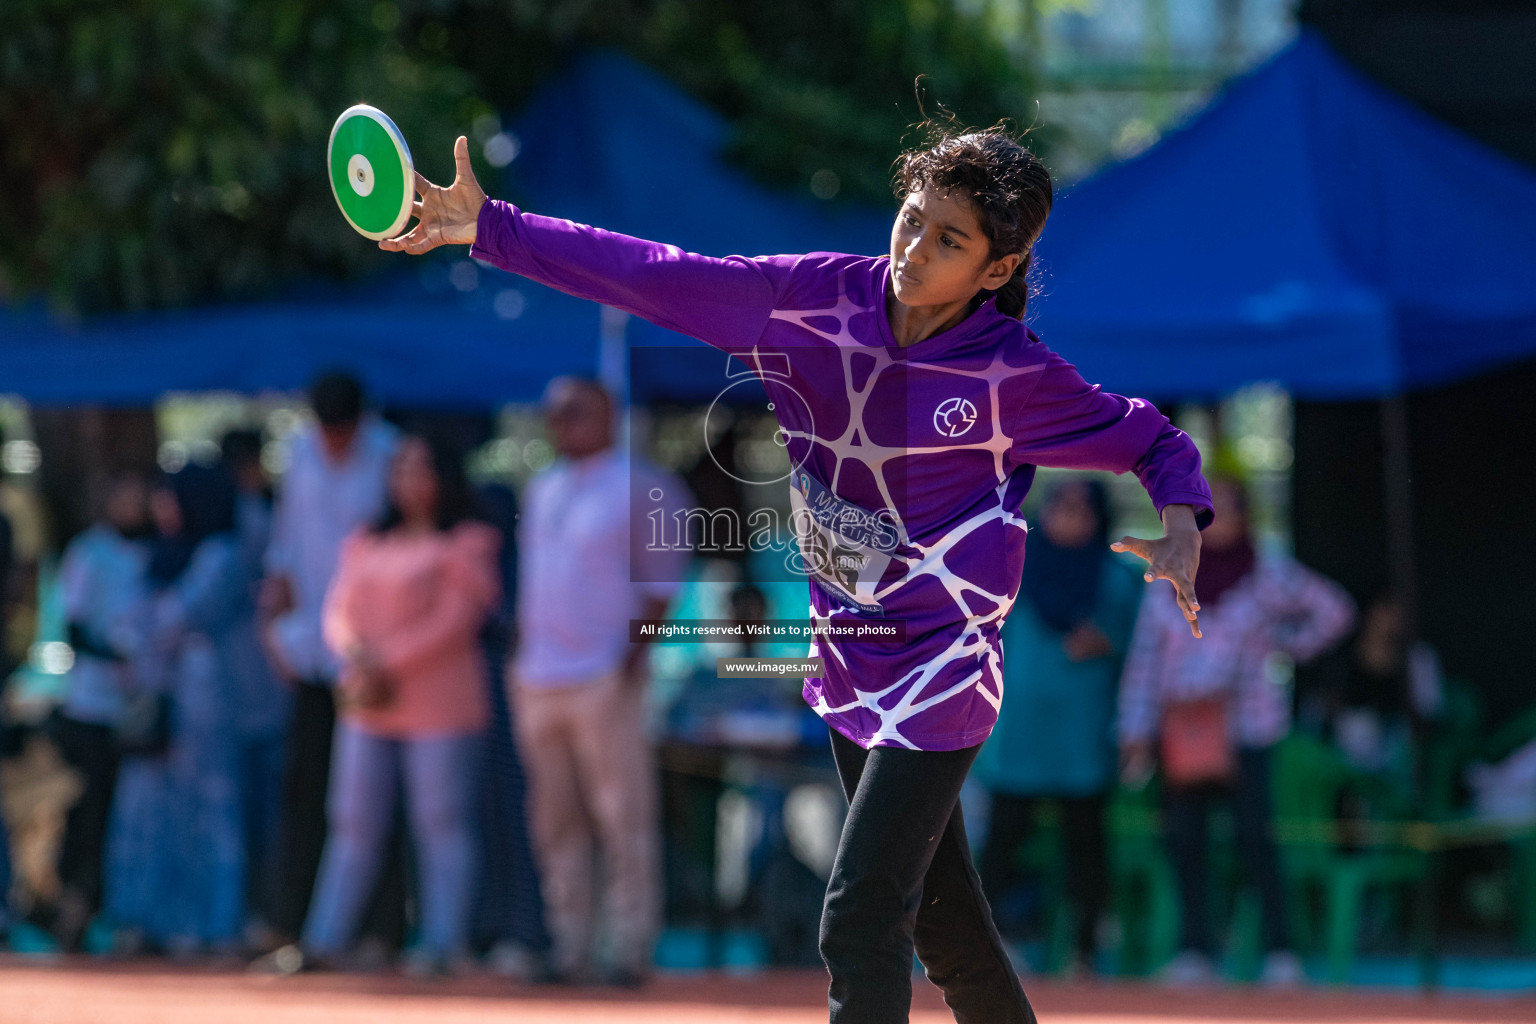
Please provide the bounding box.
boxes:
[1271,734,1428,984]
[1107,781,1180,976]
[1511,834,1536,951]
[1108,779,1278,981]
[1204,805,1268,982]
[1004,802,1077,974]
[1461,695,1536,950]
[1419,681,1536,950]
[1421,679,1486,821]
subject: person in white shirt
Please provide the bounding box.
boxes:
[509,376,692,986]
[259,371,398,950]
[49,473,151,951]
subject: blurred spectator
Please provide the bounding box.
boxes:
[973,478,1141,976]
[1323,593,1441,778]
[260,371,398,949]
[730,584,769,655]
[218,429,291,947]
[508,376,691,985]
[0,448,16,948]
[46,473,151,951]
[1118,476,1356,987]
[106,465,248,955]
[0,429,14,671]
[0,803,9,946]
[470,479,552,974]
[221,429,274,579]
[657,582,775,957]
[290,431,499,976]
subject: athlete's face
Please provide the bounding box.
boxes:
[889,189,1019,310]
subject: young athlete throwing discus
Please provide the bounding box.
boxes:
[383,128,1212,1023]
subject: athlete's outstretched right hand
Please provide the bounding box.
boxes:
[380,135,486,254]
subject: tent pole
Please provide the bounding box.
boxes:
[600,303,632,453]
[1381,392,1437,993]
[599,304,630,404]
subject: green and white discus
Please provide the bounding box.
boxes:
[328,104,414,240]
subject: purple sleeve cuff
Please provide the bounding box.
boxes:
[1129,416,1214,530]
[1153,490,1216,530]
[467,198,515,269]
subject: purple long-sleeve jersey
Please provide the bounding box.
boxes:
[470,199,1213,752]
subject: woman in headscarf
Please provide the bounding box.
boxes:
[974,477,1143,977]
[105,463,251,956]
[1118,475,1355,987]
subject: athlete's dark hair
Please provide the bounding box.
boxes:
[893,108,1053,321]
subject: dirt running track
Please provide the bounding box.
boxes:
[1,958,1533,1024]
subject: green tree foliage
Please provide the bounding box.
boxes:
[2,0,1043,313]
[0,0,487,313]
[442,0,1049,206]
[649,0,1048,204]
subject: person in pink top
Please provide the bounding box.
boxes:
[295,430,500,975]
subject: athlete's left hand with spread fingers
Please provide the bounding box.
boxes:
[379,135,486,254]
[1112,503,1203,638]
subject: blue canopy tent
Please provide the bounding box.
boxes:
[510,52,891,269]
[0,259,601,407]
[1031,28,1536,400]
[1030,29,1536,819]
[6,33,1531,407]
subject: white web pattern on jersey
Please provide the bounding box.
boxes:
[758,280,1046,748]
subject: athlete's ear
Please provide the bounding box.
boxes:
[981,252,1021,290]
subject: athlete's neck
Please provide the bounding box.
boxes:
[885,280,978,348]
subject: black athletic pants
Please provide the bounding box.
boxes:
[821,728,1036,1024]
